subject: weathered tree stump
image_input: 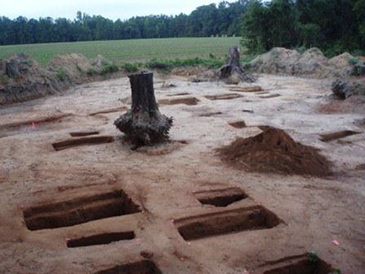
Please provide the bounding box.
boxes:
[114,70,173,149]
[219,46,255,83]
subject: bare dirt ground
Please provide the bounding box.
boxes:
[0,73,364,273]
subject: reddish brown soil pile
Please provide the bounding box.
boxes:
[218,127,331,177]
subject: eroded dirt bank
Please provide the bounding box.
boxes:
[0,73,364,273]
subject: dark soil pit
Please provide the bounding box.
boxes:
[355,164,365,170]
[229,86,263,93]
[205,94,243,101]
[166,92,190,97]
[23,190,141,231]
[175,206,282,241]
[319,130,361,142]
[95,260,162,274]
[52,135,114,151]
[194,187,247,207]
[0,113,73,131]
[89,107,127,116]
[67,231,135,248]
[255,254,335,274]
[316,96,365,114]
[259,94,281,99]
[70,131,100,137]
[158,97,199,106]
[199,112,223,117]
[256,91,270,95]
[228,121,247,129]
[0,113,73,138]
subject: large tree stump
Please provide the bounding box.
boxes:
[219,46,255,83]
[114,70,173,149]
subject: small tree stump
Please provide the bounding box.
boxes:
[219,46,255,83]
[114,70,173,149]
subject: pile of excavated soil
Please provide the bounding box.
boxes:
[217,127,331,177]
[0,53,120,105]
[248,47,364,78]
[0,53,67,105]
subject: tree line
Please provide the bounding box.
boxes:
[0,1,248,45]
[242,0,365,56]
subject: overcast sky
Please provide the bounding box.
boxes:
[0,0,236,20]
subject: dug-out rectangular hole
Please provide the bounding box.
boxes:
[259,254,335,274]
[95,260,162,274]
[67,231,135,248]
[23,190,141,231]
[69,131,100,137]
[194,187,247,207]
[175,206,281,241]
[52,135,114,151]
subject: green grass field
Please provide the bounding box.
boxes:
[0,37,241,66]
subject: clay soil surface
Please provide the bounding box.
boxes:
[0,73,364,273]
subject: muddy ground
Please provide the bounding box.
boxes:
[0,73,364,273]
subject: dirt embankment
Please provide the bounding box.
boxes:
[0,53,120,105]
[217,126,332,177]
[247,47,365,79]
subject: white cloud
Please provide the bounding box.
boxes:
[0,0,237,20]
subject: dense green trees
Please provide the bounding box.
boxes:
[0,1,249,45]
[242,0,365,56]
[1,0,363,56]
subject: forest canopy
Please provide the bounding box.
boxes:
[0,1,248,45]
[242,0,365,56]
[0,0,364,57]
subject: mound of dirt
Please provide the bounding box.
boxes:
[293,48,329,77]
[48,53,93,84]
[0,53,118,105]
[217,127,331,177]
[91,54,113,73]
[248,47,362,78]
[0,53,67,105]
[249,47,301,75]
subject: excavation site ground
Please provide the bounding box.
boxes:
[0,73,364,273]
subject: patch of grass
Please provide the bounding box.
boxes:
[146,58,171,71]
[122,63,140,73]
[296,46,308,55]
[349,56,360,66]
[353,64,365,76]
[307,252,319,263]
[100,64,119,75]
[241,54,258,64]
[145,56,225,72]
[0,37,241,66]
[55,67,68,81]
[86,68,97,77]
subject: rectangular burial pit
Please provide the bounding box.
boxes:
[258,254,335,274]
[52,136,114,151]
[24,190,141,231]
[67,231,135,248]
[205,93,243,101]
[175,206,282,241]
[194,187,247,207]
[95,260,162,274]
[69,131,100,137]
